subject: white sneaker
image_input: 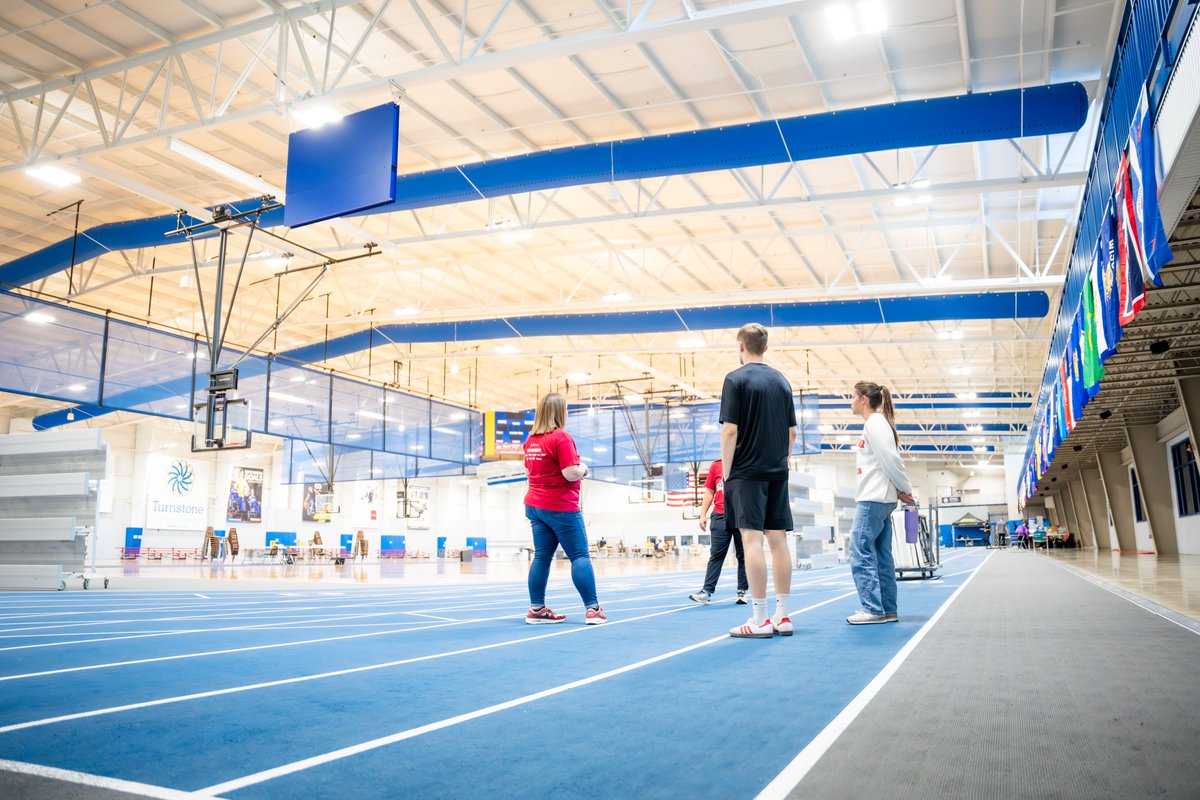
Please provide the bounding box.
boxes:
[846,610,889,625]
[773,616,793,636]
[884,613,899,622]
[729,618,774,639]
[688,591,711,604]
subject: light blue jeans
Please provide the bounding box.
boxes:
[525,506,599,608]
[850,501,898,617]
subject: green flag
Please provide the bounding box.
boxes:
[1082,266,1104,394]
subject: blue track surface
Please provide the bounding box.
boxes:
[0,551,988,798]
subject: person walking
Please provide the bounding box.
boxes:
[522,392,607,625]
[847,381,914,625]
[688,458,749,605]
[721,323,796,639]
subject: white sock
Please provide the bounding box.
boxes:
[774,594,790,620]
[751,597,769,625]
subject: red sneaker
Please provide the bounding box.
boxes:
[525,606,566,625]
[585,607,608,625]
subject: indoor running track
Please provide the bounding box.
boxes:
[0,550,990,799]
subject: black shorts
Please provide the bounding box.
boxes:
[724,477,792,532]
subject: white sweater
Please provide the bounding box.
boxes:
[854,413,913,503]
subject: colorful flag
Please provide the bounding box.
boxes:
[1083,265,1105,397]
[1115,155,1146,325]
[1097,209,1122,358]
[1127,86,1173,286]
[1059,357,1074,433]
[1070,311,1086,420]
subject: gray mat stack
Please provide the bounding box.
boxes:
[0,429,106,590]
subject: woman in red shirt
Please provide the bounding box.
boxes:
[523,393,606,625]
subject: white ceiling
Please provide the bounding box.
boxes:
[0,0,1126,462]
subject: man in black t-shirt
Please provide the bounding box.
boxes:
[721,323,796,639]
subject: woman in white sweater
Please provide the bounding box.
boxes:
[847,381,914,625]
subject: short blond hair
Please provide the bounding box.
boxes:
[737,323,768,356]
[530,392,568,435]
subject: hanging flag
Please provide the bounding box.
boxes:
[1097,209,1122,358]
[1070,311,1086,420]
[1059,356,1074,433]
[1116,155,1147,325]
[1083,265,1105,397]
[1128,86,1173,286]
[1055,376,1068,443]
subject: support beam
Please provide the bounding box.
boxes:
[1097,451,1137,552]
[1067,477,1095,547]
[1178,376,1200,469]
[1081,465,1113,550]
[1058,483,1082,541]
[1126,424,1178,554]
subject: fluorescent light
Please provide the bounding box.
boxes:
[175,404,187,410]
[357,410,385,420]
[449,363,460,374]
[825,3,857,40]
[593,446,608,452]
[393,306,418,317]
[347,433,361,440]
[66,383,86,392]
[463,452,475,460]
[501,228,532,243]
[836,435,851,443]
[911,179,930,189]
[623,392,644,403]
[950,330,964,340]
[677,336,705,348]
[494,345,520,355]
[567,372,591,382]
[292,104,342,129]
[967,424,983,432]
[957,392,977,399]
[972,437,985,443]
[451,412,467,420]
[625,454,639,460]
[433,426,460,435]
[26,165,81,187]
[179,275,192,288]
[604,476,617,482]
[893,195,913,208]
[289,374,306,382]
[701,423,719,432]
[24,311,55,324]
[602,292,631,303]
[167,138,281,198]
[396,424,406,432]
[264,255,291,269]
[856,1,887,34]
[269,391,313,405]
[973,446,988,453]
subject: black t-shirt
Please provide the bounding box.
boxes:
[719,362,796,481]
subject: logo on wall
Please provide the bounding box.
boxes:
[167,460,195,495]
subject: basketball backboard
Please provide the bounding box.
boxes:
[191,397,251,452]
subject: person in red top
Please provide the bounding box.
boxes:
[522,392,606,625]
[688,459,749,605]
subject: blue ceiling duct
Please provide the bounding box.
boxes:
[1,82,1087,287]
[29,290,1048,430]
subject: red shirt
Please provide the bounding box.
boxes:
[704,460,725,515]
[523,428,583,512]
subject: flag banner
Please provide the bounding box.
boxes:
[1116,156,1147,325]
[1070,311,1086,421]
[1083,266,1104,397]
[1128,86,1173,286]
[1060,357,1074,433]
[1097,208,1123,357]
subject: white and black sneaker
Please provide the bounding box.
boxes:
[735,590,748,605]
[846,610,889,625]
[688,590,711,604]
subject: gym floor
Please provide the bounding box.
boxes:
[1,548,1196,799]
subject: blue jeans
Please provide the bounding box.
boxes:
[525,506,599,608]
[850,501,898,616]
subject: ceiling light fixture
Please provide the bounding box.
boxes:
[24,311,55,324]
[602,292,631,303]
[393,306,418,317]
[291,103,342,130]
[26,165,81,187]
[825,1,887,40]
[494,345,520,355]
[167,138,281,198]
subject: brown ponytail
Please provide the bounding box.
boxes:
[854,381,899,444]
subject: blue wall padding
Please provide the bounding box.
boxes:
[2,84,1086,288]
[284,103,399,228]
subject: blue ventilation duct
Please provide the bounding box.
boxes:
[2,83,1087,287]
[29,290,1048,430]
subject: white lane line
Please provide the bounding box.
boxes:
[193,594,210,599]
[0,588,851,736]
[755,553,993,800]
[403,612,458,621]
[198,590,858,796]
[0,758,215,800]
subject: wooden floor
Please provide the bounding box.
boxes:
[1039,547,1200,620]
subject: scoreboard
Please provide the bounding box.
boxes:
[483,410,535,459]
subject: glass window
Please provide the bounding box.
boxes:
[1170,439,1200,518]
[1130,468,1146,523]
